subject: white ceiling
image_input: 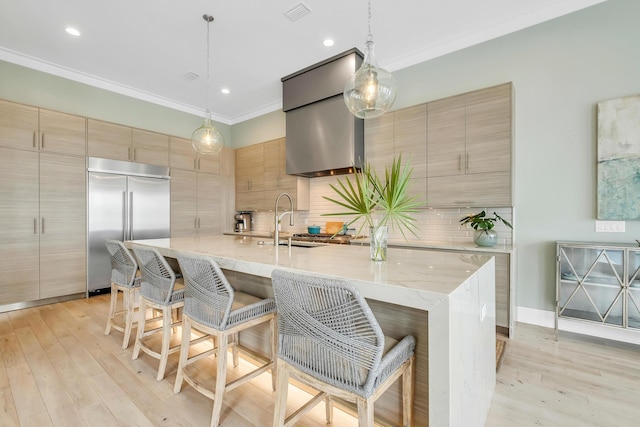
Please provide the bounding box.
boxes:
[0,0,605,125]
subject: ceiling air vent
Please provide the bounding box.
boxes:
[183,71,200,81]
[284,2,312,22]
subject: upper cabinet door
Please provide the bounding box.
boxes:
[427,94,466,178]
[263,139,280,191]
[465,83,512,174]
[197,151,221,175]
[87,119,132,161]
[395,104,427,179]
[132,129,169,166]
[39,109,86,156]
[365,112,395,176]
[170,136,198,171]
[0,99,38,151]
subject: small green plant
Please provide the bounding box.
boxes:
[459,210,513,234]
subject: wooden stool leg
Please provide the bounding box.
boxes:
[272,359,289,427]
[270,317,277,391]
[157,306,172,381]
[174,315,192,394]
[325,396,334,424]
[132,298,147,360]
[230,332,238,367]
[357,397,374,427]
[403,356,415,427]
[105,284,118,335]
[122,287,135,349]
[210,332,229,427]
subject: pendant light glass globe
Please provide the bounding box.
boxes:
[192,115,224,155]
[344,38,397,119]
[192,14,224,155]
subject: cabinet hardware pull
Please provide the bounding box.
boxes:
[458,154,462,172]
[128,147,131,160]
[133,148,136,160]
[33,131,36,148]
[34,218,37,234]
[466,153,470,171]
[198,159,201,170]
[41,218,45,234]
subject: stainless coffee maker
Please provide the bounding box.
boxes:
[234,212,252,232]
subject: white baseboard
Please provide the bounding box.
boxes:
[515,305,640,346]
[516,306,555,328]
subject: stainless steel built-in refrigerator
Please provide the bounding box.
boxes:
[87,157,170,294]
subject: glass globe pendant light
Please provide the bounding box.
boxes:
[192,14,224,155]
[344,0,397,119]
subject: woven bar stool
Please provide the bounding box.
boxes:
[104,239,140,349]
[131,245,185,381]
[174,253,277,427]
[270,269,415,427]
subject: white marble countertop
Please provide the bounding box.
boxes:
[129,234,492,311]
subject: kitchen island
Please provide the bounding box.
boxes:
[128,234,496,427]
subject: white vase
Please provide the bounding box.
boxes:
[370,225,388,261]
[473,229,498,247]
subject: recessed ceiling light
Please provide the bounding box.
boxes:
[323,39,334,47]
[221,88,230,94]
[65,27,81,36]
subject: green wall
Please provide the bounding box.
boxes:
[1,0,639,316]
[0,60,231,142]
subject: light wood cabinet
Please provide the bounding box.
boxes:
[39,109,87,156]
[169,136,221,174]
[131,129,169,166]
[0,100,86,156]
[236,138,309,211]
[170,169,222,238]
[426,83,513,207]
[39,154,86,299]
[236,143,265,211]
[87,119,131,161]
[0,148,40,305]
[0,99,39,151]
[364,112,394,176]
[88,119,169,166]
[365,104,428,208]
[0,148,86,305]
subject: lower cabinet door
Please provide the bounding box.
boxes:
[39,153,86,299]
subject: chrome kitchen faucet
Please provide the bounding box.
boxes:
[274,193,294,248]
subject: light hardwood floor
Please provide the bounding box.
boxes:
[1,295,640,426]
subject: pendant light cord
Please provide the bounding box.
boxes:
[366,0,373,43]
[204,14,214,118]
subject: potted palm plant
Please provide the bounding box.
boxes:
[323,155,423,261]
[459,210,512,247]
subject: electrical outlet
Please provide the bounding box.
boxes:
[595,220,626,233]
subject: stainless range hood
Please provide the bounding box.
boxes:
[281,49,364,177]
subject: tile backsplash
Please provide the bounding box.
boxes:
[248,176,513,246]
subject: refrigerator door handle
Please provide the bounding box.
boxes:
[129,192,134,240]
[122,191,128,241]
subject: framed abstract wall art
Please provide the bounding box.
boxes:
[597,94,640,220]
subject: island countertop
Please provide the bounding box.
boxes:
[128,234,492,311]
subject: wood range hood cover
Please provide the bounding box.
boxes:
[281,48,364,178]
